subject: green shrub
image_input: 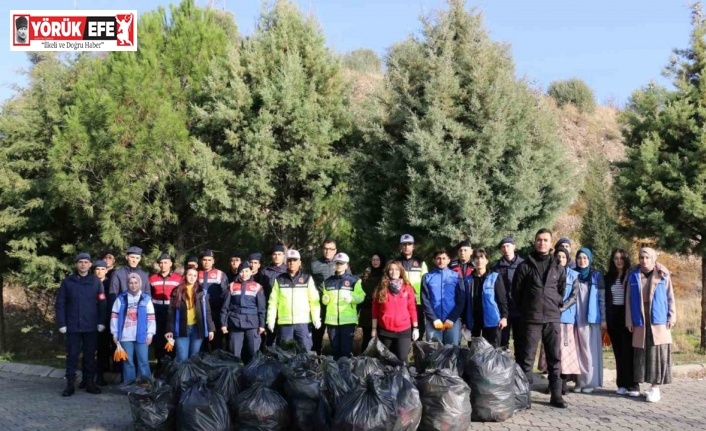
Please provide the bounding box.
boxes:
[548,78,596,113]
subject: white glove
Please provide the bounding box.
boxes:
[59,327,67,334]
[412,328,419,341]
[322,294,330,304]
[267,324,275,333]
[97,325,105,332]
[461,328,472,341]
[313,319,322,330]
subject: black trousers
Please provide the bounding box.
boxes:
[311,304,327,355]
[416,304,426,340]
[65,332,97,380]
[500,315,521,349]
[153,306,174,365]
[379,331,412,365]
[516,322,562,392]
[472,325,500,348]
[608,305,639,391]
[360,327,374,352]
[95,330,113,376]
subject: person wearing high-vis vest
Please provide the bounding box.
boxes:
[267,249,321,351]
[110,273,156,383]
[571,248,606,394]
[221,261,266,362]
[463,249,508,348]
[395,234,428,339]
[198,249,229,352]
[165,267,215,363]
[149,252,182,370]
[321,253,365,359]
[626,247,676,404]
[421,249,465,345]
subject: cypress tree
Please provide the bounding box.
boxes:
[616,3,706,348]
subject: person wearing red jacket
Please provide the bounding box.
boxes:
[149,252,183,370]
[371,261,419,363]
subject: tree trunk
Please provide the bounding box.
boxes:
[0,275,5,353]
[701,256,706,352]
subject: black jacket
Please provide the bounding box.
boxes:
[491,255,524,318]
[55,273,107,332]
[512,253,566,324]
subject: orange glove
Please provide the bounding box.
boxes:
[602,331,611,347]
[165,338,175,352]
[113,343,128,362]
[443,320,454,329]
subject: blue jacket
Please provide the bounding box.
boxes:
[221,279,266,330]
[480,272,502,328]
[581,270,605,324]
[560,269,579,324]
[116,291,151,343]
[628,268,669,326]
[421,267,465,323]
[55,273,107,332]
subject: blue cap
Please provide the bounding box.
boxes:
[271,244,285,253]
[499,237,515,247]
[230,251,243,259]
[249,252,262,262]
[456,240,472,249]
[157,252,172,262]
[125,246,142,256]
[74,252,91,263]
[238,261,252,272]
[186,256,198,264]
[92,260,107,268]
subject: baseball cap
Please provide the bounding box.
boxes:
[286,250,301,260]
[400,234,415,244]
[333,253,350,263]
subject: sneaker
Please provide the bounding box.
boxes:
[572,386,582,393]
[627,390,641,397]
[616,387,627,395]
[581,387,594,394]
[646,387,661,403]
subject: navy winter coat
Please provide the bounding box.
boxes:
[55,273,107,332]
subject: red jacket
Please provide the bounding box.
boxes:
[149,272,183,303]
[372,283,418,332]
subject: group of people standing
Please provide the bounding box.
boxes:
[54,229,676,409]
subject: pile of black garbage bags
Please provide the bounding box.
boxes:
[122,337,531,431]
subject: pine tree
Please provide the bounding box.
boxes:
[235,0,353,250]
[354,0,571,254]
[579,156,627,272]
[616,2,706,349]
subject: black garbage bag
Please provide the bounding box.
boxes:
[243,351,285,390]
[412,340,442,372]
[313,358,351,431]
[338,356,385,387]
[332,374,397,431]
[415,369,471,431]
[189,350,244,382]
[284,357,324,431]
[233,384,291,431]
[208,366,241,407]
[361,337,404,367]
[177,378,230,431]
[161,356,180,383]
[121,375,159,395]
[512,363,531,412]
[380,368,422,431]
[170,363,207,397]
[128,379,176,431]
[265,339,309,362]
[426,344,466,377]
[465,339,515,422]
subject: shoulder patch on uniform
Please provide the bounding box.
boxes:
[298,277,304,283]
[344,280,350,287]
[413,261,419,267]
[97,293,106,301]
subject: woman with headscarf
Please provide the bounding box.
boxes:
[572,248,605,393]
[605,249,639,397]
[625,247,676,403]
[358,252,386,351]
[555,247,581,393]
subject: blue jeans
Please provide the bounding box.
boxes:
[425,318,461,345]
[278,324,313,351]
[175,325,203,363]
[121,341,151,382]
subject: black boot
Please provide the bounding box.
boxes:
[85,379,102,394]
[95,373,107,387]
[562,379,569,395]
[78,379,86,389]
[550,393,568,408]
[62,378,75,397]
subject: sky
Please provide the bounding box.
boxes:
[1,0,694,105]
